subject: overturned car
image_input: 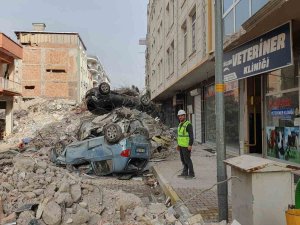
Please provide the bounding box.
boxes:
[85,84,157,117]
[51,134,150,176]
[50,108,153,176]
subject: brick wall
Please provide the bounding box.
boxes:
[21,44,80,100]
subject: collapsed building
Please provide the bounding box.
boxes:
[0,93,179,224]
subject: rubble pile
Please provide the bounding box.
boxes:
[5,99,175,159]
[0,98,183,224]
[6,98,88,147]
[0,150,177,225]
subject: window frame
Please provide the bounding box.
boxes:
[222,0,267,35]
[191,11,196,52]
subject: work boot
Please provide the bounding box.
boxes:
[185,174,195,179]
[177,173,187,177]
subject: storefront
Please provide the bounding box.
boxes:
[265,60,300,164]
[203,81,240,154]
[223,21,300,164]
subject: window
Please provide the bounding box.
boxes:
[167,41,175,75]
[160,22,163,47]
[171,41,174,74]
[223,0,233,13]
[167,0,174,30]
[222,0,268,37]
[235,0,249,31]
[166,3,170,30]
[25,86,35,90]
[46,69,66,73]
[191,11,196,52]
[182,22,187,61]
[158,59,163,85]
[171,0,174,27]
[157,27,160,49]
[252,0,268,15]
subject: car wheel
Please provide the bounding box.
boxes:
[85,88,98,99]
[99,82,110,95]
[140,94,151,106]
[54,142,65,155]
[104,123,122,143]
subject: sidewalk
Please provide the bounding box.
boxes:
[152,143,232,223]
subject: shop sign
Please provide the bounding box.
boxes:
[271,108,294,119]
[223,22,293,83]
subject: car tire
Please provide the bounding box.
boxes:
[140,93,151,106]
[99,82,110,95]
[104,123,123,143]
[85,88,98,99]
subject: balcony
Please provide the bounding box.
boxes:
[0,77,22,95]
[0,33,22,63]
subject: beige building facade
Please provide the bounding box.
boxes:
[147,0,300,164]
[146,0,215,145]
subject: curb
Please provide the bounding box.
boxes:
[152,165,205,224]
[152,165,181,205]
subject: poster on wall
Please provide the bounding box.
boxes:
[267,126,300,163]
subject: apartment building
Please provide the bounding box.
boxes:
[147,0,300,167]
[15,23,92,103]
[146,0,215,145]
[87,55,110,88]
[0,33,22,137]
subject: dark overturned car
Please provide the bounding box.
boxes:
[85,82,157,117]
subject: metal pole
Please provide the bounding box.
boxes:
[214,0,228,221]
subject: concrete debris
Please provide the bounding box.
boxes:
[42,201,62,225]
[187,214,205,225]
[0,98,183,224]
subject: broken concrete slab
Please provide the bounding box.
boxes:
[42,201,62,225]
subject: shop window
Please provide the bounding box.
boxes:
[225,81,239,150]
[267,65,298,93]
[204,82,239,152]
[265,62,300,164]
[204,84,216,144]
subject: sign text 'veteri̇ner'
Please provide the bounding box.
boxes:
[223,22,292,83]
[231,33,286,67]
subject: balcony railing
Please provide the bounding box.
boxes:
[0,77,22,95]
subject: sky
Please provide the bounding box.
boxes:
[0,0,148,89]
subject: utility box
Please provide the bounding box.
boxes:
[225,155,295,225]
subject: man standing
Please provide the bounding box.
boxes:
[177,110,195,179]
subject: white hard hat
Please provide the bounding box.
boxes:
[177,110,186,116]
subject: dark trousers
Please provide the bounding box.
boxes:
[179,147,194,176]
